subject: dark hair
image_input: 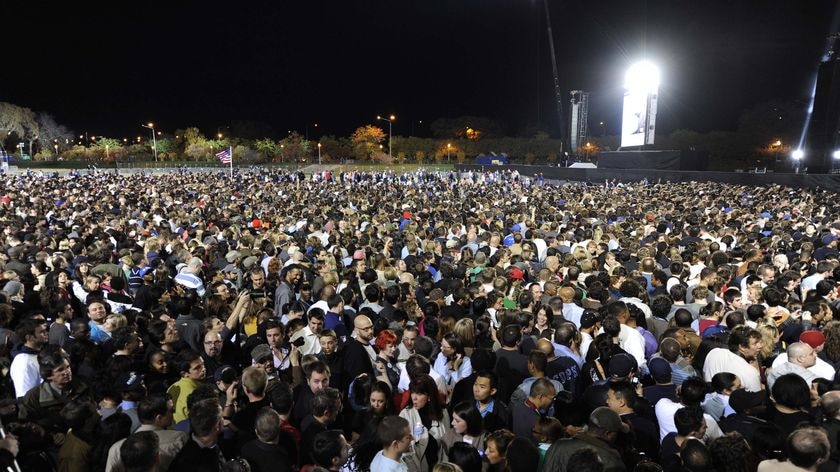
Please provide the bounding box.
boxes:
[674,406,704,436]
[503,436,540,472]
[447,442,482,472]
[709,432,752,472]
[269,381,294,415]
[120,430,159,472]
[37,348,68,381]
[189,398,222,437]
[377,415,410,448]
[408,374,443,421]
[500,324,522,347]
[475,370,498,390]
[681,438,712,471]
[111,326,138,351]
[679,376,709,405]
[771,373,810,410]
[566,447,604,472]
[710,372,738,394]
[312,387,342,417]
[173,349,202,375]
[311,429,345,468]
[451,401,483,436]
[137,395,170,423]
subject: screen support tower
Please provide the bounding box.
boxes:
[569,90,590,152]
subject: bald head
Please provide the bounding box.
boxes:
[536,338,554,357]
[354,315,373,343]
[821,390,840,419]
[787,342,817,368]
[559,286,575,303]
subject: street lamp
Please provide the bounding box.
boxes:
[318,142,322,165]
[141,123,157,162]
[447,143,451,163]
[377,115,395,158]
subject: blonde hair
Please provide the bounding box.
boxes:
[755,322,779,359]
[105,314,127,330]
[453,318,475,348]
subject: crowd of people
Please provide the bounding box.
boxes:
[0,167,837,472]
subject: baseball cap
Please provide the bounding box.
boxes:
[214,365,237,384]
[728,389,767,413]
[250,344,273,363]
[607,353,637,378]
[648,357,672,383]
[508,268,524,281]
[580,310,598,329]
[800,330,826,349]
[589,407,630,433]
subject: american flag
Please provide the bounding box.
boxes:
[216,148,232,164]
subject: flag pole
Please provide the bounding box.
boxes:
[229,146,233,179]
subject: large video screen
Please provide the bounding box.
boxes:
[621,90,647,148]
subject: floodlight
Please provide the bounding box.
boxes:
[833,150,840,160]
[792,149,805,160]
[625,62,660,92]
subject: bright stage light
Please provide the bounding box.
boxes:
[625,61,660,93]
[833,150,840,160]
[792,149,805,160]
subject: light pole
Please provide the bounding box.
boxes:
[141,123,157,162]
[792,149,804,173]
[447,143,451,163]
[318,142,322,166]
[377,115,395,158]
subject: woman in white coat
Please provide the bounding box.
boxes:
[399,374,450,472]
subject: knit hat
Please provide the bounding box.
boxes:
[800,330,826,349]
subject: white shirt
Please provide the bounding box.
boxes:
[10,351,40,398]
[289,326,322,356]
[654,397,724,442]
[702,348,762,392]
[620,297,653,318]
[432,352,473,389]
[369,451,409,472]
[618,324,647,372]
[771,352,835,382]
[801,273,824,296]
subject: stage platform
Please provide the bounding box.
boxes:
[455,164,840,193]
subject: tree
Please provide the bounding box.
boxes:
[279,132,311,162]
[254,138,278,158]
[318,135,352,163]
[429,116,507,140]
[0,102,38,140]
[183,127,206,147]
[35,113,73,155]
[350,125,386,160]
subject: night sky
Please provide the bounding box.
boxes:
[3,0,839,140]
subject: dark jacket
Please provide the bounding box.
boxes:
[19,380,91,423]
[170,436,225,472]
[240,438,293,472]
